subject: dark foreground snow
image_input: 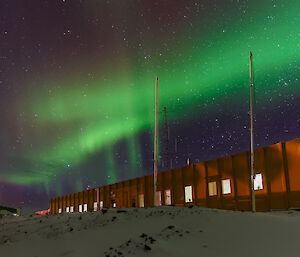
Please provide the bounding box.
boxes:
[0,206,300,257]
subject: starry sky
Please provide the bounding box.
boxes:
[0,0,299,213]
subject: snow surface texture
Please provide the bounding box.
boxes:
[0,206,300,257]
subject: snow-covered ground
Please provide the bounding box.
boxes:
[1,206,300,257]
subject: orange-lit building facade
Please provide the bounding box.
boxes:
[50,137,300,214]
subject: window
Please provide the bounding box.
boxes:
[185,185,193,203]
[165,189,171,205]
[99,201,104,209]
[254,173,263,190]
[208,182,217,196]
[93,202,98,211]
[156,191,162,206]
[83,203,88,212]
[58,208,62,214]
[66,207,69,213]
[79,204,82,213]
[138,194,145,208]
[222,179,231,195]
[70,206,74,213]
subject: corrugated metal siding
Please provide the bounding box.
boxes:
[50,138,300,214]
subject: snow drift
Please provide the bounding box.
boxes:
[0,206,300,257]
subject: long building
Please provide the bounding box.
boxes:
[50,137,300,214]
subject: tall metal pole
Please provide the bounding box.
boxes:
[163,107,169,169]
[96,188,99,211]
[249,51,256,212]
[154,76,159,206]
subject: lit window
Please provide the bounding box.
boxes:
[78,204,82,213]
[66,207,69,213]
[156,191,162,206]
[83,203,88,212]
[222,179,231,195]
[185,185,193,203]
[93,202,98,211]
[100,201,104,209]
[70,206,74,213]
[58,208,62,214]
[138,194,145,208]
[165,189,171,205]
[254,173,263,190]
[208,182,217,196]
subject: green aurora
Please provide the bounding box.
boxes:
[4,0,300,187]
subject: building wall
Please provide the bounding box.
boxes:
[50,138,300,214]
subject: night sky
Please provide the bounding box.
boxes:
[1,0,299,213]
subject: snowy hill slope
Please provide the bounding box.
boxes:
[0,206,300,257]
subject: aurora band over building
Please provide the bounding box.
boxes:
[3,0,300,191]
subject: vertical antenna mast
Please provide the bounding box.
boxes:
[96,188,99,211]
[249,51,256,212]
[163,107,169,169]
[154,76,159,206]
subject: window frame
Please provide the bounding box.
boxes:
[138,194,145,208]
[208,181,218,196]
[184,185,193,203]
[164,189,172,205]
[254,173,264,191]
[93,202,98,211]
[99,201,104,210]
[155,191,162,206]
[221,179,232,195]
[83,203,88,212]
